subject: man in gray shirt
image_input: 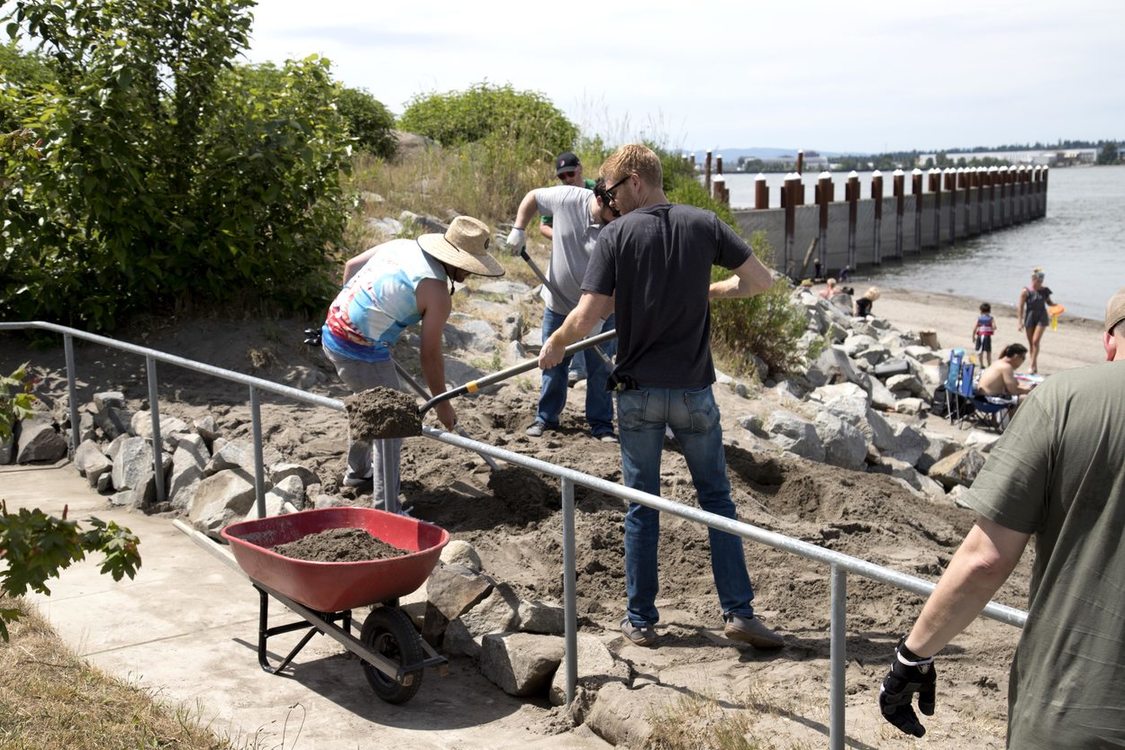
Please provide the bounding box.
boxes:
[507,183,618,440]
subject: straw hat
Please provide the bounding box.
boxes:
[417,216,504,278]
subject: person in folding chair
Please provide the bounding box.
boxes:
[972,343,1034,429]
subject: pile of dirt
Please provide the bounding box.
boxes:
[344,386,422,439]
[272,527,405,562]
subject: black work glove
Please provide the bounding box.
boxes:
[303,327,322,346]
[879,637,937,738]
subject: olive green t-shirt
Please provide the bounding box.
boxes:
[964,359,1125,749]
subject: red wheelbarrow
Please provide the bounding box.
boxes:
[219,507,449,705]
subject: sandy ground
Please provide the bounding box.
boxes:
[0,283,1110,748]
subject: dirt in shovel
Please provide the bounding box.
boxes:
[344,386,422,440]
[272,527,405,562]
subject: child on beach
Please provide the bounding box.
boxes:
[972,302,996,367]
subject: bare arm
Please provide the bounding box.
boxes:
[1000,365,1031,396]
[539,224,553,240]
[415,278,456,430]
[342,246,381,285]
[903,517,1030,658]
[709,255,774,300]
[1017,289,1028,330]
[539,292,615,369]
[513,191,540,232]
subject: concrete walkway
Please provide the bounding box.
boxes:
[2,463,609,750]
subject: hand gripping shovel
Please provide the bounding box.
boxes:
[418,329,618,417]
[519,247,615,371]
[392,361,501,471]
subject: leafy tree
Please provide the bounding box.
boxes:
[398,82,578,160]
[337,86,396,159]
[0,365,140,641]
[1,0,350,330]
[1098,141,1119,165]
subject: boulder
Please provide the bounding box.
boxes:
[916,432,960,474]
[480,632,564,697]
[110,436,154,490]
[444,583,521,658]
[928,448,988,489]
[764,411,825,463]
[883,424,929,467]
[426,564,493,621]
[169,434,209,511]
[130,410,189,441]
[258,475,304,517]
[813,411,867,470]
[440,540,483,572]
[188,470,256,534]
[548,632,630,706]
[517,599,565,635]
[811,382,871,423]
[14,419,68,464]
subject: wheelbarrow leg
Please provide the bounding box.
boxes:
[255,586,351,675]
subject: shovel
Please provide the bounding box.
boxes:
[519,247,615,370]
[418,330,618,416]
[392,361,501,471]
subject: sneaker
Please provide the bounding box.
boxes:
[567,372,579,388]
[620,617,658,647]
[526,421,547,437]
[723,614,784,650]
[595,433,618,443]
[342,475,374,490]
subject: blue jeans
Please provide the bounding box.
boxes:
[536,309,616,436]
[617,386,755,626]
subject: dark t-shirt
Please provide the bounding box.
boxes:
[855,297,873,317]
[582,203,752,388]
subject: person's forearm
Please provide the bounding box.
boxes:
[710,258,773,300]
[419,347,446,402]
[904,523,1023,657]
[514,192,539,231]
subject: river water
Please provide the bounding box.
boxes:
[723,166,1125,320]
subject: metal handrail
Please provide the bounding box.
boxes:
[2,320,1027,748]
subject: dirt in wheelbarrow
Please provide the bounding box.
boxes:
[344,385,422,440]
[272,527,405,562]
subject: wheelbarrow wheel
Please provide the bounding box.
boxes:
[360,605,424,704]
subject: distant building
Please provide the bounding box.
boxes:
[915,148,1097,167]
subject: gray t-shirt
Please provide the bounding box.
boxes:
[963,359,1125,749]
[583,203,751,389]
[533,185,601,314]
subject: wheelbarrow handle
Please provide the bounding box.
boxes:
[419,329,618,416]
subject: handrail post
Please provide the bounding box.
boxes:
[250,385,266,518]
[830,564,847,750]
[561,477,578,705]
[63,333,80,456]
[145,356,166,502]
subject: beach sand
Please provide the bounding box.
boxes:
[851,285,1106,375]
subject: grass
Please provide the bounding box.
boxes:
[645,690,818,750]
[0,597,253,750]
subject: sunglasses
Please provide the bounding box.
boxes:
[602,174,630,203]
[593,176,627,218]
[557,171,577,181]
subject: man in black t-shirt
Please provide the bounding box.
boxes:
[538,144,783,650]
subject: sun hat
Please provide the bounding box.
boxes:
[555,151,581,176]
[417,216,504,278]
[1104,286,1125,333]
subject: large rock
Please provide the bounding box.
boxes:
[811,381,871,423]
[15,419,68,464]
[440,540,483,573]
[862,408,896,453]
[813,411,867,470]
[444,314,497,353]
[916,432,960,474]
[928,448,987,489]
[444,583,521,658]
[868,376,899,411]
[426,564,493,621]
[517,599,565,635]
[883,424,929,467]
[841,334,879,357]
[269,462,320,489]
[74,439,112,487]
[764,410,825,463]
[886,372,928,399]
[480,632,564,697]
[92,391,132,439]
[548,632,630,706]
[585,682,683,748]
[169,433,210,510]
[188,470,256,534]
[807,347,865,389]
[130,410,189,441]
[258,474,304,517]
[110,436,154,490]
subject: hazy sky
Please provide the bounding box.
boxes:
[244,0,1124,154]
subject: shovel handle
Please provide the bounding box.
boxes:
[419,329,618,416]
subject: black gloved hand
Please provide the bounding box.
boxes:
[879,637,937,738]
[303,327,322,346]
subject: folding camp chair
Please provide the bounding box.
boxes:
[944,348,966,424]
[966,393,1014,433]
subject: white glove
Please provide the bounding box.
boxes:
[506,227,526,251]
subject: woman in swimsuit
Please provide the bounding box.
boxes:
[1016,267,1054,374]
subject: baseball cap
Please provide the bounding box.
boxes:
[1105,286,1125,333]
[555,152,581,175]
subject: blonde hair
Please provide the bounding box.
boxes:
[600,144,663,188]
[864,286,881,300]
[1032,267,1045,281]
[826,278,837,288]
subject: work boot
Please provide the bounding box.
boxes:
[723,614,784,650]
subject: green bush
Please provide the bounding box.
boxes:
[398,82,578,161]
[337,86,396,159]
[0,0,349,330]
